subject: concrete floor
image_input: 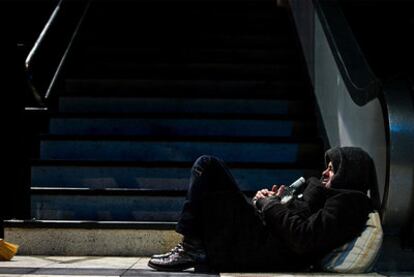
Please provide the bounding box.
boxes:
[0,256,404,277]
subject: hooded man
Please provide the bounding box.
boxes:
[148,147,377,272]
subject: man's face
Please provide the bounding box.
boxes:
[321,161,335,188]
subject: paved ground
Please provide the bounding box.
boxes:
[0,256,406,277]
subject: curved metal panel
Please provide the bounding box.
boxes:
[382,81,414,232]
[313,16,388,205]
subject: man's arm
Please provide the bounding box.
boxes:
[261,187,371,256]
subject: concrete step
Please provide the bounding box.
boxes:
[83,33,293,48]
[88,20,290,35]
[5,222,414,274]
[31,188,185,221]
[58,97,312,114]
[85,0,286,16]
[65,78,304,98]
[80,47,299,64]
[39,137,323,163]
[31,161,319,191]
[83,7,290,39]
[74,63,300,80]
[84,29,292,46]
[4,220,180,256]
[63,79,307,97]
[85,4,287,23]
[85,8,288,28]
[48,116,315,137]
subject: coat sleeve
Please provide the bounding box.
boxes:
[261,188,371,255]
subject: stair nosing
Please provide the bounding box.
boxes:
[4,219,176,230]
[30,187,187,196]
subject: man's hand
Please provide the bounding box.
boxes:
[254,188,274,200]
[274,185,286,197]
[254,185,286,201]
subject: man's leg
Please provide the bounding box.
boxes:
[176,155,240,238]
[148,155,241,272]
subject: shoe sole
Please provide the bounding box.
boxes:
[147,260,195,272]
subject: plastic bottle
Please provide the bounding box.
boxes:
[280,177,306,204]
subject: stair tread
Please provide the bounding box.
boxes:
[59,96,312,105]
[25,0,319,224]
[31,159,322,169]
[30,187,257,200]
[31,187,188,195]
[65,78,305,84]
[49,112,315,120]
[39,139,323,164]
[81,47,299,62]
[31,160,320,192]
[39,134,322,143]
[48,115,316,137]
[31,194,185,221]
[63,79,310,99]
[4,219,176,229]
[72,63,301,80]
[58,98,313,116]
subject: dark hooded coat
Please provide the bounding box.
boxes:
[200,147,375,272]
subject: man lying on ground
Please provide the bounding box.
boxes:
[148,147,378,273]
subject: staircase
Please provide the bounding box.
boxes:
[6,0,324,255]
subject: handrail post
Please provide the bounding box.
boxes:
[1,35,31,221]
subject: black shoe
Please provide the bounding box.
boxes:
[150,243,184,259]
[148,242,208,272]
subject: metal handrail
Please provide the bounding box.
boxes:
[44,1,90,99]
[25,0,63,106]
[314,0,382,106]
[25,0,63,71]
[24,0,90,105]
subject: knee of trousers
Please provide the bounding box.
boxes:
[192,155,221,175]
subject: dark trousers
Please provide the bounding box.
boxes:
[176,155,241,238]
[175,155,293,271]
